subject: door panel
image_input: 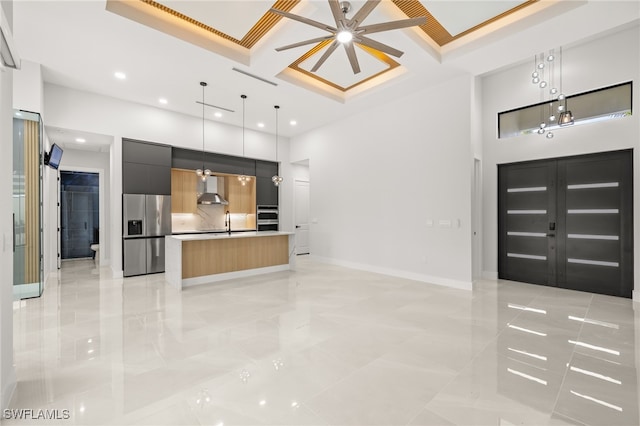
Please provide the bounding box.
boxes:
[558,150,632,298]
[294,181,310,255]
[499,149,632,298]
[499,161,556,286]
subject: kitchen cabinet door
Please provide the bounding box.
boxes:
[181,171,198,213]
[171,169,183,213]
[171,169,198,213]
[226,177,256,214]
[256,176,278,206]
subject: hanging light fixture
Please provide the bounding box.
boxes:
[196,81,212,181]
[530,46,573,137]
[237,94,250,186]
[557,47,574,126]
[271,105,283,186]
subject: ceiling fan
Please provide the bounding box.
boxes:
[270,0,427,74]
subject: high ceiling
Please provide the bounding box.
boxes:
[10,0,640,151]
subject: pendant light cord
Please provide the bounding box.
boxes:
[274,105,279,162]
[201,82,207,169]
[241,95,246,157]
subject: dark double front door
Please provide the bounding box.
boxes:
[498,149,633,298]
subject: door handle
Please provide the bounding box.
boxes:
[547,233,555,237]
[296,225,301,228]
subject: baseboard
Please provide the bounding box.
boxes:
[309,255,472,291]
[482,270,498,280]
[182,264,290,288]
[111,266,124,279]
[1,367,16,410]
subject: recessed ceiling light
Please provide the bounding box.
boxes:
[214,112,222,118]
[114,71,126,80]
[290,120,297,126]
[158,98,168,105]
[75,138,86,143]
[257,122,265,128]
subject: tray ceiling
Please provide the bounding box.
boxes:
[106,0,537,100]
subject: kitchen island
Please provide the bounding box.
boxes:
[165,231,295,290]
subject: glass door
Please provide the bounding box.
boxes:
[13,110,43,299]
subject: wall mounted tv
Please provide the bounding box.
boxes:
[44,143,63,169]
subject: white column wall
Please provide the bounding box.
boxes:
[290,75,475,289]
[42,84,291,276]
[481,25,640,299]
[0,44,17,413]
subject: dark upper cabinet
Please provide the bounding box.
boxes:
[122,163,171,195]
[256,176,278,206]
[123,139,171,166]
[123,139,171,195]
[172,148,256,176]
[256,160,278,177]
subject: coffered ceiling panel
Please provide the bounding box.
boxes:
[155,1,274,41]
[421,0,527,37]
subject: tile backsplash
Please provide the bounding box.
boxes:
[172,205,256,233]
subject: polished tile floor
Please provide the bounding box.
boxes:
[8,257,640,425]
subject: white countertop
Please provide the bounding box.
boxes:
[167,231,293,241]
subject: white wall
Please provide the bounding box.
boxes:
[42,84,291,276]
[0,13,17,412]
[481,25,640,299]
[291,75,475,289]
[12,60,42,114]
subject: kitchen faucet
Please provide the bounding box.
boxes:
[224,210,231,234]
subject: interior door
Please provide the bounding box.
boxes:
[294,180,310,255]
[499,149,633,298]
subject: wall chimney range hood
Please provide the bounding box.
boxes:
[197,176,228,205]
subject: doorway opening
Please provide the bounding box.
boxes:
[60,171,100,261]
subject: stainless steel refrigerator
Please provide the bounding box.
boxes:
[123,194,171,277]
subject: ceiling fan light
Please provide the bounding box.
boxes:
[336,30,353,43]
[196,169,203,177]
[272,175,283,186]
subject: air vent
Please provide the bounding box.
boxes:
[232,67,278,86]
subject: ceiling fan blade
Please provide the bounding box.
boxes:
[311,40,339,72]
[328,0,346,28]
[355,35,404,58]
[344,42,361,74]
[275,36,334,52]
[349,0,381,28]
[358,16,427,35]
[270,8,336,33]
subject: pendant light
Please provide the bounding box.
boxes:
[195,81,211,182]
[557,47,574,126]
[237,94,250,186]
[271,105,283,186]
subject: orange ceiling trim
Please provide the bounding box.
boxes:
[392,0,539,46]
[288,40,400,92]
[391,0,451,46]
[139,0,300,49]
